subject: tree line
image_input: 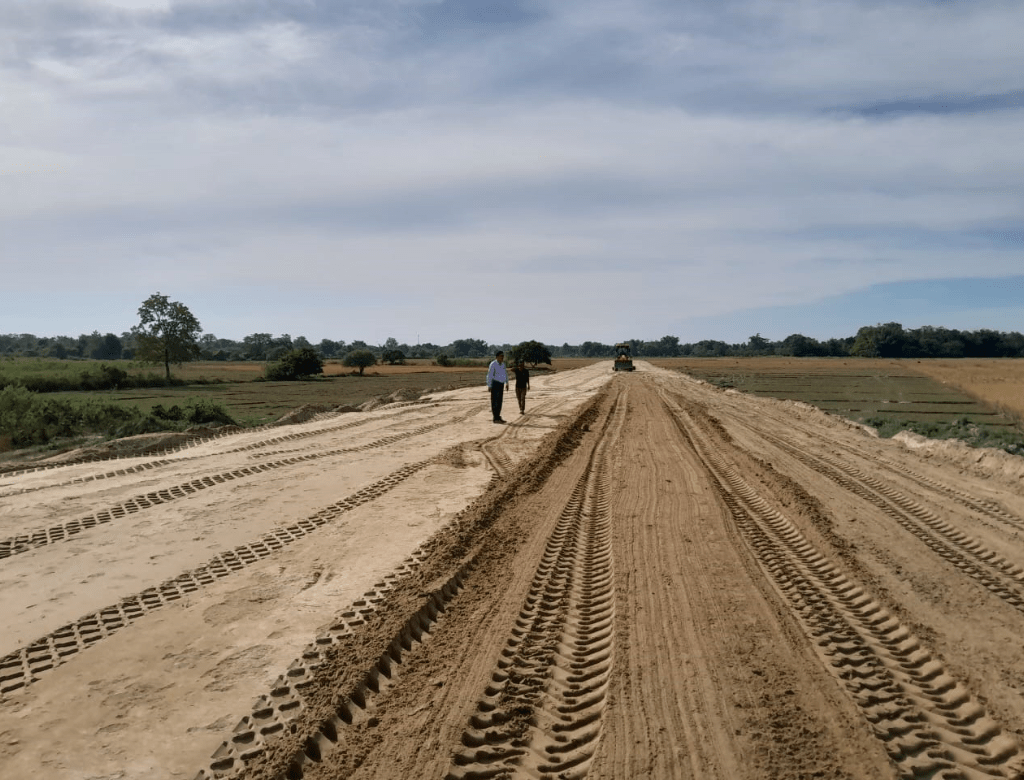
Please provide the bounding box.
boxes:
[3,317,1023,364]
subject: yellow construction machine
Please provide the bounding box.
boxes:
[613,343,635,371]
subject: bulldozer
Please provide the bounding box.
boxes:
[613,343,635,371]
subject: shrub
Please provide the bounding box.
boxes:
[0,385,236,448]
[265,348,325,381]
[343,350,377,375]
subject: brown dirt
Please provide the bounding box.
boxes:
[908,358,1024,421]
[2,361,1024,780]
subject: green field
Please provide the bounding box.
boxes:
[0,358,495,460]
[648,357,1023,453]
[4,356,1021,459]
[46,371,487,427]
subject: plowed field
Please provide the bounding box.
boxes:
[2,362,1024,780]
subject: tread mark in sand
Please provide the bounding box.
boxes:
[193,543,440,780]
[664,394,1023,779]
[192,392,614,779]
[0,403,433,487]
[0,408,476,561]
[768,437,1024,616]
[446,393,624,780]
[726,400,1024,535]
[195,386,618,773]
[0,461,432,700]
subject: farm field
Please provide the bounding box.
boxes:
[2,360,1024,779]
[1,358,603,430]
[649,356,1023,434]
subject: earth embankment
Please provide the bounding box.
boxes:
[2,362,1023,780]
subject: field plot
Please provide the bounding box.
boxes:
[649,357,1021,431]
[909,359,1024,421]
[45,368,491,426]
[3,361,1024,780]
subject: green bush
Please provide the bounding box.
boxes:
[265,348,325,381]
[0,385,236,448]
[342,350,377,375]
[863,415,1024,454]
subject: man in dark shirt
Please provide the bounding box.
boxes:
[513,360,530,415]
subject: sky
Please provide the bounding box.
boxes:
[2,0,1022,348]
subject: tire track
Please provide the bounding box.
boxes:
[827,443,1024,535]
[664,393,1023,779]
[194,543,446,780]
[0,403,434,498]
[768,438,1024,615]
[0,460,433,699]
[713,394,1024,536]
[190,390,611,780]
[0,407,476,561]
[446,393,624,779]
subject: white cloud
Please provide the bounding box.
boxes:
[3,0,1022,343]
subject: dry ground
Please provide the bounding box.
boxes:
[2,362,1024,779]
[908,358,1024,420]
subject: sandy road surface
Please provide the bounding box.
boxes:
[2,363,1024,779]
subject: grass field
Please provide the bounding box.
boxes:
[3,356,1020,456]
[647,357,1024,453]
[13,359,599,428]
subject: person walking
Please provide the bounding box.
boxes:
[486,350,509,423]
[513,360,530,415]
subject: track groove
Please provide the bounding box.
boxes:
[767,438,1024,615]
[446,393,625,779]
[0,407,475,560]
[663,391,1023,780]
[0,460,433,699]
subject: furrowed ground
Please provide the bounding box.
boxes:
[1,362,1024,779]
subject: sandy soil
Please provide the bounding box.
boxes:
[2,362,1024,779]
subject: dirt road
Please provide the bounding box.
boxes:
[2,362,1024,779]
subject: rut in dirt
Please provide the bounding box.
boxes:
[193,392,610,780]
[447,393,625,779]
[663,388,1024,780]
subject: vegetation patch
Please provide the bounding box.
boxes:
[863,415,1024,456]
[0,385,236,450]
[653,357,1024,455]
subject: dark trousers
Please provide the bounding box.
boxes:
[490,383,505,420]
[515,385,527,412]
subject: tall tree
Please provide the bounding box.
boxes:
[131,293,202,379]
[510,340,552,367]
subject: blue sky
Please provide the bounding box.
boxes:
[2,0,1021,346]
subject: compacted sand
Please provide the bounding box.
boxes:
[2,362,1024,780]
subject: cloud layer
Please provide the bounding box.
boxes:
[3,0,1022,344]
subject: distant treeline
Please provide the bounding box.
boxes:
[2,322,1023,363]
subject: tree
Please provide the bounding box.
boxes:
[242,333,274,361]
[91,332,123,361]
[579,341,611,358]
[654,335,680,357]
[382,349,406,365]
[343,349,377,375]
[510,340,552,367]
[450,338,489,358]
[265,347,324,380]
[131,293,202,379]
[318,339,343,358]
[747,333,771,355]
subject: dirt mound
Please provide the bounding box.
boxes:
[33,427,244,465]
[893,430,1024,484]
[271,404,342,426]
[358,388,423,411]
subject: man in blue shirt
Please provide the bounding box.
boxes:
[486,350,509,424]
